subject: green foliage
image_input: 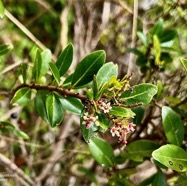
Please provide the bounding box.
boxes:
[152,144,187,172]
[71,50,105,88]
[49,62,60,85]
[121,83,157,105]
[11,87,32,106]
[162,106,184,146]
[123,140,160,162]
[88,137,114,167]
[0,44,13,56]
[0,0,4,18]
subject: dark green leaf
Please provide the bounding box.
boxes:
[139,174,156,186]
[11,87,31,107]
[97,113,110,130]
[96,62,118,89]
[34,90,49,123]
[45,93,64,127]
[88,137,114,167]
[151,20,163,36]
[152,171,166,186]
[0,1,4,18]
[56,43,73,77]
[109,106,135,118]
[121,83,157,105]
[59,96,83,115]
[152,144,187,172]
[181,58,187,73]
[132,107,145,125]
[162,106,184,146]
[62,73,73,88]
[71,50,105,88]
[0,44,13,56]
[49,62,60,85]
[159,30,177,43]
[124,140,160,162]
[175,175,187,186]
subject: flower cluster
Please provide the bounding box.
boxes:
[97,99,112,113]
[110,121,136,146]
[82,112,99,129]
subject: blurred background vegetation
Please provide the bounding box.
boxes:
[0,0,187,185]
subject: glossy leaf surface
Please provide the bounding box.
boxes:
[11,87,31,107]
[152,144,187,172]
[121,83,157,105]
[56,43,73,77]
[71,50,105,88]
[49,62,60,85]
[162,106,184,146]
[88,137,114,167]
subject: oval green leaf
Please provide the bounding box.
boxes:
[49,62,60,85]
[162,106,184,146]
[11,87,31,107]
[152,144,187,172]
[88,137,114,167]
[56,43,73,77]
[34,90,49,123]
[59,96,83,115]
[109,106,135,118]
[121,83,157,105]
[96,62,118,89]
[71,50,105,88]
[123,140,160,162]
[45,93,64,127]
[97,113,110,130]
[152,171,166,186]
[13,129,29,140]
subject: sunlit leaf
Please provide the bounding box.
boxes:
[45,93,64,127]
[162,106,184,146]
[0,1,5,18]
[49,62,60,85]
[11,87,31,107]
[56,43,73,77]
[0,44,13,56]
[152,144,187,172]
[121,83,157,105]
[71,50,105,88]
[109,106,135,118]
[181,58,187,73]
[88,137,114,167]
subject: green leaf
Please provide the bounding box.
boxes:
[132,107,145,125]
[159,30,177,43]
[0,1,5,18]
[56,43,73,77]
[49,62,60,85]
[181,58,187,73]
[71,50,105,88]
[121,83,157,105]
[123,140,160,162]
[152,144,187,172]
[162,106,184,146]
[11,87,31,107]
[45,93,64,127]
[34,90,49,123]
[59,96,83,115]
[175,175,187,186]
[151,19,163,36]
[62,73,73,88]
[32,49,42,82]
[88,137,114,167]
[109,106,135,118]
[97,113,110,130]
[21,63,27,84]
[13,129,29,140]
[0,44,13,56]
[137,31,148,47]
[96,62,118,89]
[40,49,51,77]
[152,171,166,186]
[0,122,29,140]
[156,80,163,99]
